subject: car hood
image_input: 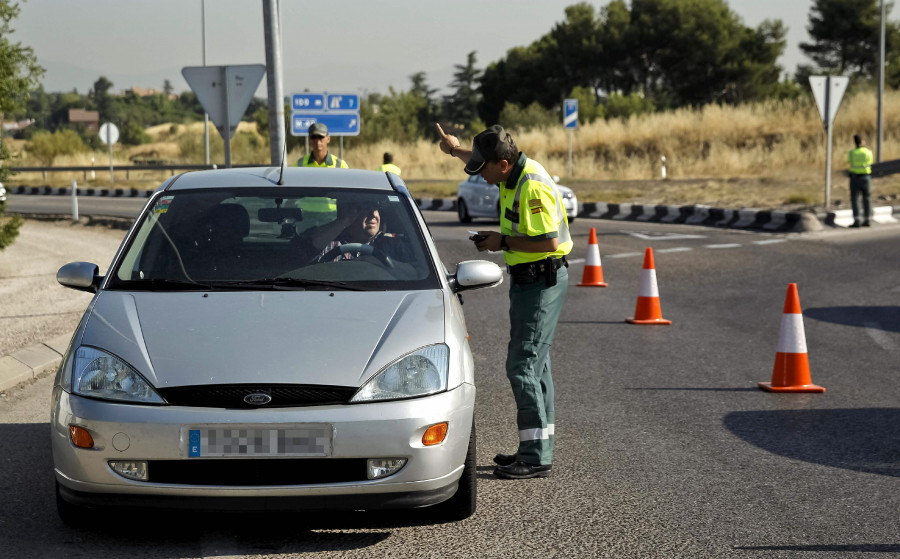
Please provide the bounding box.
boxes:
[79,290,446,388]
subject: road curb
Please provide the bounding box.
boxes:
[0,333,71,393]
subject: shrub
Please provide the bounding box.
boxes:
[26,129,87,165]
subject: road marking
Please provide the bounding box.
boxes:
[607,252,644,259]
[864,322,898,350]
[623,231,706,240]
[656,247,693,253]
[752,239,786,245]
[568,258,585,265]
[704,243,742,249]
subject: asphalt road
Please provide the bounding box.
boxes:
[1,197,898,558]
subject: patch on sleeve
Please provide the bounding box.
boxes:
[528,199,543,208]
[530,207,543,214]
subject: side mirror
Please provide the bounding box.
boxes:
[57,262,102,293]
[450,260,503,293]
[552,175,560,183]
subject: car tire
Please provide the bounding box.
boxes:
[457,198,472,223]
[431,422,476,522]
[56,482,97,528]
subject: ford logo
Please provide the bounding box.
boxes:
[243,393,272,406]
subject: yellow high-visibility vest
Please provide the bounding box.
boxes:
[848,147,873,175]
[298,153,349,168]
[377,163,401,176]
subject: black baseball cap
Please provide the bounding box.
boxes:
[464,125,510,175]
[308,122,328,137]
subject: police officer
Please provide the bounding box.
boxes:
[377,152,401,176]
[847,134,874,227]
[298,123,350,168]
[436,123,572,480]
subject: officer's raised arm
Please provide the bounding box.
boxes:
[435,123,471,163]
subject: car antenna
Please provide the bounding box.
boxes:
[277,139,287,185]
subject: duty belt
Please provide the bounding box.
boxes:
[507,256,568,285]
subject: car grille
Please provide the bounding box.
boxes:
[148,459,367,485]
[156,384,357,408]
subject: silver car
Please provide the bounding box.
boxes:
[52,167,502,524]
[457,174,577,223]
[0,182,6,203]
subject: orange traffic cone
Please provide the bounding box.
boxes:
[577,228,608,287]
[759,283,825,393]
[626,247,671,325]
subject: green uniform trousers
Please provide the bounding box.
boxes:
[506,266,568,466]
[849,173,872,225]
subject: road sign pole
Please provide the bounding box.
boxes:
[223,66,232,168]
[108,129,114,186]
[568,130,573,178]
[824,77,832,208]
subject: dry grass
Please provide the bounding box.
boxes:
[6,89,900,210]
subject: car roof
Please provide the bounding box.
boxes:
[163,167,397,191]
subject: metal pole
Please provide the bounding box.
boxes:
[71,180,79,222]
[825,77,832,207]
[567,130,573,178]
[202,0,210,165]
[263,0,286,166]
[223,66,232,168]
[877,0,886,162]
[339,137,344,161]
[108,128,115,186]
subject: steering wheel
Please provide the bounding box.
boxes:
[316,242,395,269]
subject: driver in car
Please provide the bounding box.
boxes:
[310,204,412,264]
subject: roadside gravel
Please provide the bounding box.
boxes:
[0,218,126,357]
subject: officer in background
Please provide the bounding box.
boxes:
[298,123,349,168]
[377,152,401,176]
[436,123,572,480]
[847,134,874,227]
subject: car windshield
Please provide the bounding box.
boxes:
[107,186,439,291]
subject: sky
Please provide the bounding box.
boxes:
[10,0,900,99]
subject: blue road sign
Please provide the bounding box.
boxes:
[564,99,578,129]
[292,93,325,111]
[326,93,359,111]
[292,113,360,136]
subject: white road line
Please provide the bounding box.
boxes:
[656,247,693,253]
[568,258,585,265]
[607,252,644,259]
[705,243,743,249]
[864,322,899,350]
[753,239,786,245]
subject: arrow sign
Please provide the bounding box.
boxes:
[291,113,360,136]
[563,99,578,129]
[182,64,266,141]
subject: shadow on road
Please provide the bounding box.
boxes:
[804,305,900,333]
[723,408,900,478]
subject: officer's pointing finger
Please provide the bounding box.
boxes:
[435,123,447,139]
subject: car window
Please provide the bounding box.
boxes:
[107,187,439,291]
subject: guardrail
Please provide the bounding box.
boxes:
[8,163,260,180]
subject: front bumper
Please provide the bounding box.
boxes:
[52,383,475,510]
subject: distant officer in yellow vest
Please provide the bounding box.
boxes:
[298,123,349,168]
[436,123,572,480]
[377,152,401,176]
[847,134,874,227]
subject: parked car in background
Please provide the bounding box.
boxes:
[52,167,503,525]
[457,174,577,223]
[0,183,6,203]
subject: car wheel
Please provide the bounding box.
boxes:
[432,422,476,522]
[457,199,472,223]
[56,482,96,528]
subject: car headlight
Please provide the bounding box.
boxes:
[350,345,449,403]
[72,346,165,404]
[561,190,574,199]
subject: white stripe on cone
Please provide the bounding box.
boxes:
[638,269,660,297]
[776,313,807,353]
[585,243,602,266]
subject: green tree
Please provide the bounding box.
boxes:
[0,0,44,250]
[91,76,114,121]
[26,129,87,165]
[800,0,897,78]
[444,51,482,131]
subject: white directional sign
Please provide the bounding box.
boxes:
[809,75,849,129]
[98,122,119,145]
[290,91,360,136]
[182,64,266,141]
[563,99,578,129]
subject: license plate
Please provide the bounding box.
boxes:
[185,424,332,458]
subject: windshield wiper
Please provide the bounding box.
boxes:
[117,278,213,291]
[213,278,369,291]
